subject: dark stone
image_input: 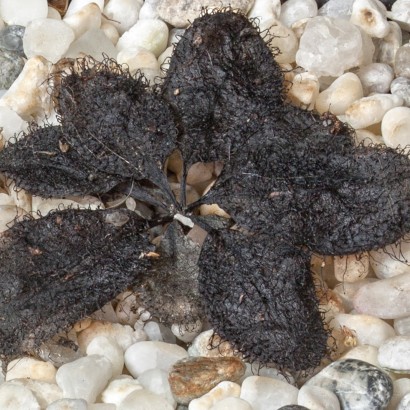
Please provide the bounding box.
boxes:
[0,49,25,89]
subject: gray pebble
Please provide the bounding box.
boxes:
[0,49,25,89]
[0,25,25,57]
[391,77,410,107]
[306,359,393,410]
[398,392,410,410]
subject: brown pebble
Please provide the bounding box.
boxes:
[168,356,246,404]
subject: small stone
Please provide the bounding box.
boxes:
[169,356,245,405]
[350,0,390,38]
[391,77,410,107]
[101,376,143,406]
[287,71,319,110]
[390,378,410,410]
[210,397,252,410]
[358,29,375,66]
[318,0,355,19]
[395,43,410,78]
[296,16,363,77]
[354,129,384,145]
[46,398,88,410]
[248,0,281,25]
[100,23,119,46]
[171,321,202,343]
[240,376,299,410]
[387,0,410,31]
[382,106,410,149]
[63,3,102,39]
[260,18,298,64]
[334,252,369,283]
[378,336,410,372]
[117,389,174,410]
[48,6,62,20]
[395,316,410,336]
[280,0,317,27]
[103,0,143,35]
[65,0,104,16]
[157,0,255,28]
[86,336,124,377]
[0,0,48,26]
[297,385,340,410]
[89,404,116,410]
[341,345,381,369]
[0,106,26,143]
[139,0,161,20]
[306,359,393,410]
[0,56,53,121]
[344,93,403,129]
[354,273,410,319]
[0,383,40,409]
[138,369,176,407]
[370,241,410,279]
[334,313,396,347]
[116,48,160,76]
[188,330,235,358]
[0,25,25,56]
[9,379,62,408]
[315,72,363,115]
[373,21,402,65]
[77,321,138,352]
[117,19,169,58]
[55,355,113,403]
[189,381,241,410]
[64,28,118,60]
[0,50,25,89]
[23,18,75,63]
[124,341,188,377]
[356,63,394,95]
[398,393,410,410]
[6,357,56,383]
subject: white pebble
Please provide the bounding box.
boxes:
[318,0,355,19]
[298,385,340,410]
[280,0,317,27]
[356,63,394,95]
[6,357,56,383]
[117,48,160,76]
[124,341,188,377]
[382,106,410,148]
[296,16,363,77]
[391,77,410,107]
[0,383,40,409]
[188,330,235,358]
[171,320,202,343]
[65,0,104,16]
[390,378,410,409]
[344,93,403,129]
[9,379,62,409]
[395,43,410,78]
[0,106,27,143]
[46,398,88,410]
[395,316,410,336]
[56,355,112,403]
[23,18,74,63]
[117,19,169,58]
[63,3,102,39]
[103,0,143,35]
[373,21,402,66]
[210,397,252,410]
[89,404,116,410]
[47,7,62,20]
[159,46,175,72]
[101,376,143,406]
[387,0,410,31]
[334,253,369,283]
[259,17,299,64]
[64,28,118,59]
[287,71,319,110]
[189,381,241,410]
[370,241,410,279]
[378,336,410,372]
[315,72,363,115]
[86,336,124,377]
[355,129,384,145]
[117,389,174,410]
[353,273,410,319]
[248,0,281,24]
[139,0,160,20]
[398,393,410,409]
[138,369,176,407]
[240,376,299,410]
[333,279,378,312]
[334,313,396,347]
[350,0,390,38]
[341,345,381,369]
[0,0,48,26]
[100,23,119,46]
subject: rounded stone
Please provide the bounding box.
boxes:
[381,106,410,148]
[0,383,40,409]
[117,389,174,410]
[356,63,394,95]
[103,0,143,35]
[0,50,25,89]
[306,359,393,410]
[0,25,25,56]
[189,381,241,410]
[370,241,410,279]
[0,0,48,26]
[391,77,410,107]
[395,316,410,336]
[378,336,410,373]
[350,0,390,38]
[101,376,143,406]
[6,357,56,383]
[169,356,246,404]
[333,252,369,283]
[297,385,340,410]
[395,43,410,78]
[279,0,318,27]
[210,397,252,410]
[47,398,88,410]
[138,369,176,407]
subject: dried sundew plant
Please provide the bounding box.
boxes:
[0,10,410,371]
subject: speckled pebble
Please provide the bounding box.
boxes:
[0,49,25,89]
[391,77,410,107]
[306,359,393,410]
[0,25,25,56]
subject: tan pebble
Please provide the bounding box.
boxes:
[186,162,214,186]
[117,48,160,76]
[189,381,241,410]
[344,93,403,129]
[350,0,390,38]
[334,253,369,283]
[115,291,141,326]
[354,129,384,146]
[63,3,101,39]
[315,73,363,115]
[199,204,230,218]
[169,182,200,205]
[168,357,245,405]
[188,329,236,358]
[0,56,53,121]
[6,357,56,383]
[287,71,319,110]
